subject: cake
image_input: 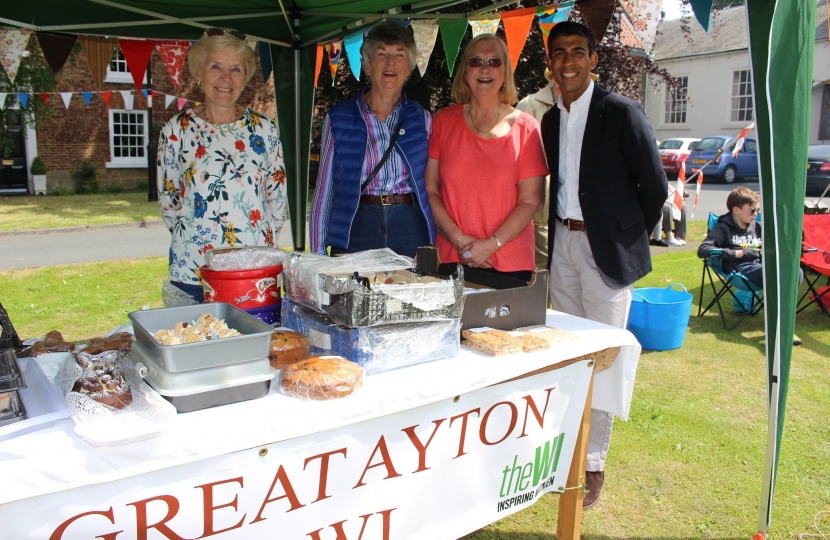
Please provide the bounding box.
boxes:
[72,368,133,410]
[268,330,312,369]
[280,355,364,400]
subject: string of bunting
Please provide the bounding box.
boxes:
[0,89,199,111]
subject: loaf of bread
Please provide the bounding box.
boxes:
[280,355,364,400]
[461,329,523,356]
[269,330,312,369]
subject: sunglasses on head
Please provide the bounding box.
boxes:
[468,56,503,68]
[204,28,246,41]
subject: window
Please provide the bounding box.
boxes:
[730,70,754,123]
[745,140,757,153]
[663,76,688,124]
[104,47,148,84]
[107,110,147,168]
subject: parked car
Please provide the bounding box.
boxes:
[657,138,700,176]
[806,143,830,196]
[685,136,759,183]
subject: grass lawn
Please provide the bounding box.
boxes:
[0,193,161,231]
[0,249,827,537]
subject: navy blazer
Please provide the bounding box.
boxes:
[541,85,668,289]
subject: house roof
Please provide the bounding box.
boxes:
[619,11,644,49]
[655,0,828,61]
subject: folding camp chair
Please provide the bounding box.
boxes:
[796,213,830,316]
[697,212,764,330]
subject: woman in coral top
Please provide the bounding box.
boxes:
[426,34,548,280]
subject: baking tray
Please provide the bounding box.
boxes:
[0,391,27,428]
[128,303,273,373]
[0,349,26,393]
[147,380,272,413]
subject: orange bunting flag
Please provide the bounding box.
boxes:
[100,91,112,107]
[499,7,537,71]
[732,122,755,157]
[691,168,704,218]
[314,43,324,88]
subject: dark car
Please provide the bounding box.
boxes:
[806,143,830,196]
[685,136,759,183]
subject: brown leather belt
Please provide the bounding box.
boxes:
[556,215,586,232]
[359,193,413,206]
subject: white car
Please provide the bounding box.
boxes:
[658,138,701,176]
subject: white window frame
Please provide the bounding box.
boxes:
[104,47,148,85]
[106,109,148,168]
[730,69,754,123]
[663,76,689,125]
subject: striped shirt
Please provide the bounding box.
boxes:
[309,88,432,254]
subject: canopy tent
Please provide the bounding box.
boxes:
[0,0,816,536]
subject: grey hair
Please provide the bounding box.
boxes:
[359,21,418,75]
[188,30,256,84]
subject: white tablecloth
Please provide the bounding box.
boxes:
[0,311,639,506]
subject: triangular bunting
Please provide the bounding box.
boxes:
[258,41,272,83]
[101,91,113,107]
[313,43,324,88]
[17,94,29,109]
[165,93,176,108]
[60,92,73,109]
[469,13,501,38]
[344,31,364,81]
[81,92,93,106]
[411,20,439,78]
[155,40,189,89]
[327,41,342,86]
[39,93,50,105]
[688,0,715,32]
[0,29,33,85]
[0,93,6,110]
[500,7,537,71]
[177,97,188,110]
[119,90,134,110]
[619,0,661,52]
[78,35,117,89]
[539,3,574,54]
[578,0,617,43]
[118,39,155,92]
[35,32,77,74]
[438,19,468,76]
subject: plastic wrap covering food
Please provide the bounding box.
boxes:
[269,329,312,369]
[17,330,75,358]
[54,350,177,446]
[284,248,465,327]
[279,355,364,400]
[282,297,460,374]
[162,280,199,307]
[461,328,524,356]
[205,247,287,271]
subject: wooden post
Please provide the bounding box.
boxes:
[557,373,594,539]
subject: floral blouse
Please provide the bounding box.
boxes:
[157,108,288,284]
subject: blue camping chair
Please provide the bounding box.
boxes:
[697,212,764,330]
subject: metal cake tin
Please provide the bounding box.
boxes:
[0,350,26,393]
[128,303,273,373]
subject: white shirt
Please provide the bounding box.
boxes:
[556,80,594,222]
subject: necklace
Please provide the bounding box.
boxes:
[469,104,502,134]
[203,103,241,125]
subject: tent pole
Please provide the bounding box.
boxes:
[293,12,304,251]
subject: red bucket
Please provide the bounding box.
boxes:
[200,265,282,309]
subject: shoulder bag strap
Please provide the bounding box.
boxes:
[360,114,407,193]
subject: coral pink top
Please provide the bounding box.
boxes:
[428,104,549,272]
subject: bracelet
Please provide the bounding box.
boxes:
[456,232,464,248]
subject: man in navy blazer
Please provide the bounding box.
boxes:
[540,21,667,509]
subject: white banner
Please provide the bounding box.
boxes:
[1,362,592,540]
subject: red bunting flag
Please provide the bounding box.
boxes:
[155,41,190,89]
[118,39,156,92]
[101,91,112,107]
[499,7,537,71]
[39,93,50,105]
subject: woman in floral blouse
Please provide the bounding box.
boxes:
[157,28,287,301]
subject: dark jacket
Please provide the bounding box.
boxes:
[540,85,668,289]
[698,212,762,273]
[324,91,435,250]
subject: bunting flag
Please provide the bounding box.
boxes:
[165,93,176,108]
[411,19,439,77]
[17,93,29,109]
[500,7,537,71]
[733,122,756,157]
[60,92,73,109]
[689,0,715,32]
[313,43,324,88]
[578,0,617,43]
[438,19,468,76]
[78,35,117,88]
[39,93,50,105]
[344,31,364,81]
[156,40,190,89]
[0,93,6,110]
[35,32,77,74]
[101,90,112,107]
[619,0,662,52]
[81,92,93,106]
[691,169,704,218]
[258,41,272,83]
[672,163,686,221]
[119,90,134,110]
[118,39,156,92]
[539,2,574,54]
[469,13,501,38]
[326,41,342,85]
[177,97,188,110]
[0,29,33,85]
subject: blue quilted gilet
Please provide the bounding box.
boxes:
[324,91,435,249]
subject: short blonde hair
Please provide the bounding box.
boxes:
[188,30,257,84]
[451,35,518,105]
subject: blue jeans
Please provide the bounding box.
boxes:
[330,202,430,258]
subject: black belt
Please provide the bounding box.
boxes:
[555,216,586,232]
[359,194,413,206]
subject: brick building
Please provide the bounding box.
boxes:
[23,39,277,193]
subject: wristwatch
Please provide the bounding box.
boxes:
[492,234,503,249]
